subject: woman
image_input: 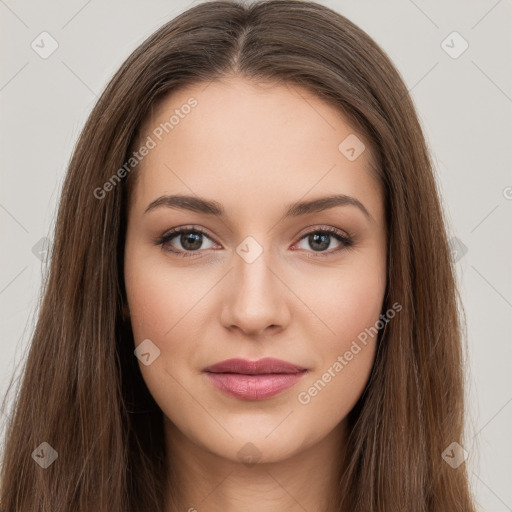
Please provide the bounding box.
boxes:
[0,1,476,510]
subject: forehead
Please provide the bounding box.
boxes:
[130,76,383,223]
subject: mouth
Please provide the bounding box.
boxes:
[202,357,308,401]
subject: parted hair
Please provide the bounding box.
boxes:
[0,1,475,510]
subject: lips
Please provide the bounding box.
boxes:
[203,357,308,400]
[203,357,306,375]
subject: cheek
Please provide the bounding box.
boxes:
[124,259,207,421]
[332,276,384,348]
[125,247,198,341]
[296,298,380,425]
[303,260,386,353]
[124,253,211,378]
[125,275,168,344]
[293,263,385,415]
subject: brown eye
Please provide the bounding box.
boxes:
[157,227,216,257]
[294,227,353,255]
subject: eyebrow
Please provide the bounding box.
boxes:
[144,193,374,223]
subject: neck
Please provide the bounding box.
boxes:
[163,416,347,512]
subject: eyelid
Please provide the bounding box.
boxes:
[156,225,218,257]
[292,226,353,254]
[156,224,354,257]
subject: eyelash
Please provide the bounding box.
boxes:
[155,225,354,259]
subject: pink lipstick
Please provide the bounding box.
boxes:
[203,357,307,400]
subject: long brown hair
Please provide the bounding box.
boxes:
[0,1,476,510]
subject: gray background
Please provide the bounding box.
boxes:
[1,0,511,509]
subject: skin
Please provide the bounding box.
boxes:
[123,75,387,512]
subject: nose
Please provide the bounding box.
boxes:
[220,246,290,337]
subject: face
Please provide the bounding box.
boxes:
[123,76,387,465]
